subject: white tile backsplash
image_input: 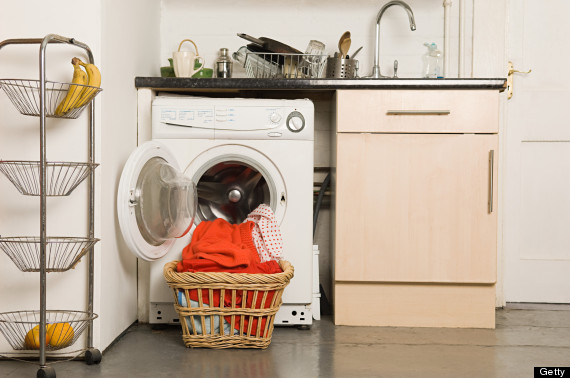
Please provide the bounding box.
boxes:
[160,0,458,78]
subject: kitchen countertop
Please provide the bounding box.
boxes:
[134,77,507,91]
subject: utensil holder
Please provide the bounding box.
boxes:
[326,57,358,78]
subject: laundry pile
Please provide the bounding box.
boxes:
[176,204,284,335]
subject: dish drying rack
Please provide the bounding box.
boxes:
[0,34,102,377]
[234,48,327,79]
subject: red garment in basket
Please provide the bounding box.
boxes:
[176,218,282,335]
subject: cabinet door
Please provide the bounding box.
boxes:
[335,133,498,283]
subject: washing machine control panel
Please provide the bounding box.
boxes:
[152,97,314,141]
[213,106,287,131]
[160,108,215,125]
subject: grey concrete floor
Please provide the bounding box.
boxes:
[1,304,569,378]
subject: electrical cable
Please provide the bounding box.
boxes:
[313,171,331,240]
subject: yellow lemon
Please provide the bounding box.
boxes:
[47,322,74,348]
[24,325,51,349]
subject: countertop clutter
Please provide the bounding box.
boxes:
[157,15,505,89]
[152,3,508,91]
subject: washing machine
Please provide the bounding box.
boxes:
[117,96,316,326]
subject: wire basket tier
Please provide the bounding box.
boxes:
[0,237,99,272]
[244,53,327,79]
[0,310,97,351]
[0,160,98,196]
[0,79,102,119]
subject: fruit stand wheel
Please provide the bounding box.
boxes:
[85,348,102,365]
[37,366,56,378]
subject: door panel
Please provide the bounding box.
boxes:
[335,133,498,283]
[504,0,570,302]
[520,142,570,261]
[519,93,570,141]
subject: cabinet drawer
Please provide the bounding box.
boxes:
[337,90,499,133]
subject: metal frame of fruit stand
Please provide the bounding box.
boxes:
[0,34,101,377]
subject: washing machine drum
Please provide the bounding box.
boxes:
[196,162,269,224]
[186,145,286,226]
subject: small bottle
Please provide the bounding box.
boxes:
[422,42,443,78]
[215,48,233,78]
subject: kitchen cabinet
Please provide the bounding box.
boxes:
[134,80,506,329]
[333,89,499,328]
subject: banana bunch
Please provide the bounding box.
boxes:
[55,57,101,116]
[55,59,87,115]
[74,57,101,107]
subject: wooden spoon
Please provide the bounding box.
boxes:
[338,31,351,58]
[340,37,352,59]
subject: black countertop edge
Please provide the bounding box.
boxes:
[135,77,507,90]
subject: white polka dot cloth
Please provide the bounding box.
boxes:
[244,203,283,262]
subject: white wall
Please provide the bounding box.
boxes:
[472,0,507,77]
[0,0,160,353]
[99,0,161,349]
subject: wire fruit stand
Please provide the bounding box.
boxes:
[0,34,102,378]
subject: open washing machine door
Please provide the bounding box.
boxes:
[117,141,197,261]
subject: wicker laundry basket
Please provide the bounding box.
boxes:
[163,260,294,349]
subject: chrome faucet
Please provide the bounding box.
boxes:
[370,0,416,78]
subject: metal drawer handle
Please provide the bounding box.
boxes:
[386,110,451,115]
[488,150,494,213]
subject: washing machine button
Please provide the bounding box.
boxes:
[269,112,282,124]
[268,132,282,138]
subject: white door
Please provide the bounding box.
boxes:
[504,0,570,302]
[117,141,197,261]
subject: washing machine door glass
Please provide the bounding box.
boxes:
[117,141,197,261]
[135,157,195,244]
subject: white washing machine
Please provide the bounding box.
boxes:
[117,96,316,326]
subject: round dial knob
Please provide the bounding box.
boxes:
[269,112,281,123]
[286,111,305,132]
